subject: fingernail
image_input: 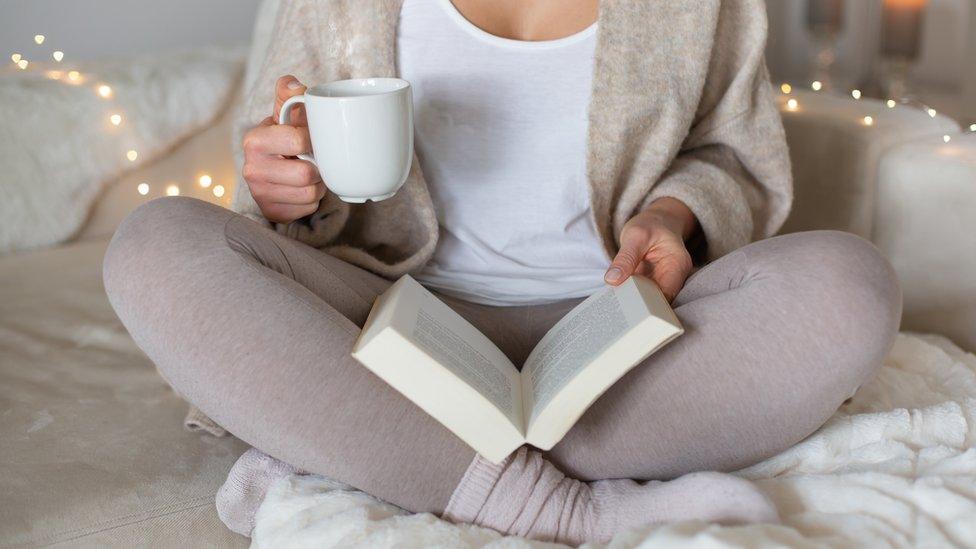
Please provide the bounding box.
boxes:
[287,79,302,90]
[605,267,623,283]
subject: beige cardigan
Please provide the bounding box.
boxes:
[231,0,793,276]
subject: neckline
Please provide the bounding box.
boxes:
[435,0,597,50]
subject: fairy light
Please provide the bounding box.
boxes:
[887,99,897,108]
[109,114,122,126]
[927,108,937,118]
[198,174,212,188]
[212,184,226,198]
[126,150,138,162]
[863,116,875,126]
[34,35,45,45]
[17,59,28,70]
[943,135,952,143]
[97,84,112,98]
[851,89,862,100]
[137,182,150,196]
[781,83,792,94]
[786,98,799,111]
[165,184,180,197]
[45,70,63,80]
[67,70,81,83]
[11,53,21,63]
[52,51,63,62]
[811,81,823,91]
[970,124,976,132]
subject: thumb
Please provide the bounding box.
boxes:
[273,75,308,125]
[605,241,644,286]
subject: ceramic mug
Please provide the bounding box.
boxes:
[278,78,413,203]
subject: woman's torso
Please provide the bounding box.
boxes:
[397,0,611,306]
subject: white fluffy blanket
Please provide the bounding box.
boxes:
[0,49,243,253]
[251,333,976,548]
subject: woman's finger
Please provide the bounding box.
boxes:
[247,157,321,187]
[268,181,327,206]
[605,241,645,286]
[243,124,312,157]
[274,75,308,125]
[650,258,689,302]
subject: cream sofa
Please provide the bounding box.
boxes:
[2,73,974,549]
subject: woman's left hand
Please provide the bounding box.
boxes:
[604,197,698,302]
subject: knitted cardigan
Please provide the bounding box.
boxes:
[231,0,793,276]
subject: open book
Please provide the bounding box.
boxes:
[351,275,683,463]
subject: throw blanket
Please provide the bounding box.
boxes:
[248,333,976,547]
[0,49,243,253]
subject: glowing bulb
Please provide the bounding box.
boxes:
[126,150,138,162]
[786,99,799,111]
[970,124,976,132]
[863,116,874,126]
[780,83,792,94]
[52,51,64,62]
[11,53,21,63]
[212,184,226,198]
[67,70,80,82]
[943,135,952,143]
[887,100,897,108]
[851,89,862,100]
[17,59,28,70]
[109,114,122,126]
[97,84,112,98]
[45,70,62,80]
[198,174,213,188]
[137,182,150,196]
[811,81,823,91]
[34,35,45,45]
[165,184,180,197]
[927,108,937,118]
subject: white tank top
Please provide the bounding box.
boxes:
[397,0,610,306]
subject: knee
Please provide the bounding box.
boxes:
[103,197,231,310]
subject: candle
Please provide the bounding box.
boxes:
[807,0,846,34]
[882,0,927,59]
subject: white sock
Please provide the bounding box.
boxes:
[215,448,305,536]
[442,447,779,545]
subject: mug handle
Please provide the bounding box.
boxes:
[278,95,316,165]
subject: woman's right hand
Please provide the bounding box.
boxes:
[242,75,327,224]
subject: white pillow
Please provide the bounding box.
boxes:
[0,49,244,253]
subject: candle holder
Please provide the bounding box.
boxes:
[880,0,928,101]
[805,0,846,91]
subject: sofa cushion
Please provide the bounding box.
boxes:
[0,239,248,547]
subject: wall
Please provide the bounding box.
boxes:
[0,0,262,61]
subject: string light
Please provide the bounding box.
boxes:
[109,114,122,126]
[927,108,937,118]
[786,98,799,111]
[863,116,875,126]
[17,59,28,70]
[52,51,63,62]
[970,124,976,132]
[943,135,952,143]
[126,150,138,162]
[198,174,213,188]
[811,81,823,91]
[887,100,897,108]
[45,70,63,80]
[67,70,81,83]
[97,84,113,98]
[165,184,180,196]
[34,35,45,45]
[851,89,862,100]
[11,53,21,63]
[212,184,226,198]
[137,182,150,196]
[781,83,792,94]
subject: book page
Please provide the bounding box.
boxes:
[521,287,630,425]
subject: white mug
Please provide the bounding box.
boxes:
[278,78,414,203]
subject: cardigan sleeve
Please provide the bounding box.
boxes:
[230,0,324,227]
[642,1,793,262]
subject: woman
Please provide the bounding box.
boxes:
[103,0,902,543]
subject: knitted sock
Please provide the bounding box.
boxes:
[215,448,305,536]
[442,447,778,545]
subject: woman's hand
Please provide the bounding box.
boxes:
[242,75,326,224]
[604,197,698,302]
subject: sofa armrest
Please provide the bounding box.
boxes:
[777,90,959,238]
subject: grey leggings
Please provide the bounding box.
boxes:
[103,197,902,515]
